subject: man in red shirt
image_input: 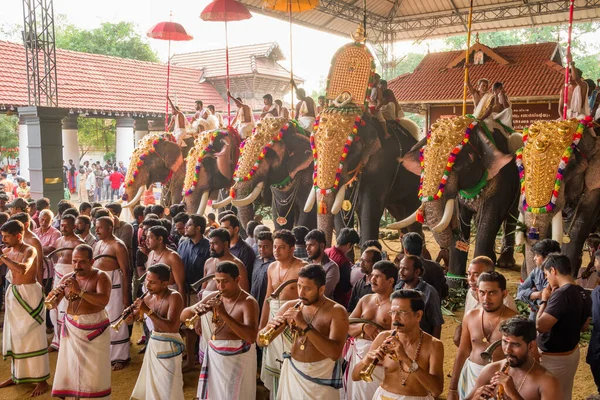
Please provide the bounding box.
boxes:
[108,166,124,201]
[325,228,360,308]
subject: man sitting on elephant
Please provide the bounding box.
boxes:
[291,80,317,132]
[227,92,255,139]
[260,94,278,119]
[167,97,189,146]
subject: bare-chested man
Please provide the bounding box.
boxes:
[559,52,591,119]
[48,213,85,350]
[145,225,185,295]
[181,261,259,399]
[49,244,112,399]
[449,272,518,400]
[353,289,444,400]
[9,212,44,285]
[130,263,185,400]
[261,93,279,119]
[93,215,131,370]
[259,229,306,397]
[202,228,248,292]
[344,260,396,399]
[260,264,349,399]
[291,80,317,132]
[0,220,50,397]
[468,316,560,400]
[167,96,188,146]
[227,92,255,139]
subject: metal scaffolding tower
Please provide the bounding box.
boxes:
[22,0,58,107]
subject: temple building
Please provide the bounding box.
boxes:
[389,39,565,130]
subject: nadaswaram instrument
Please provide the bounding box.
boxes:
[258,300,302,346]
[111,291,149,331]
[183,291,222,329]
[359,329,398,382]
[44,271,77,309]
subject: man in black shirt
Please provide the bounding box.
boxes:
[250,231,275,318]
[537,253,592,400]
[177,214,210,372]
[220,214,255,289]
[347,246,382,313]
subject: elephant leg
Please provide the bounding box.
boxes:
[473,202,507,266]
[448,205,474,278]
[563,188,600,277]
[497,195,519,269]
[357,188,386,245]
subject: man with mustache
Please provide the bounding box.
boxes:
[343,260,396,399]
[0,220,50,397]
[259,264,349,399]
[352,289,444,400]
[49,244,112,399]
[75,215,97,247]
[8,212,44,285]
[468,316,560,400]
[449,272,518,400]
[202,228,248,293]
[305,229,339,299]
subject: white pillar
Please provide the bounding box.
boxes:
[18,115,30,181]
[134,119,149,146]
[62,115,79,167]
[116,117,135,166]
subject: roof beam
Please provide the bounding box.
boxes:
[447,0,469,31]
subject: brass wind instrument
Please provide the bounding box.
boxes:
[45,271,77,309]
[481,339,503,364]
[495,359,511,400]
[259,300,302,346]
[184,292,222,329]
[359,329,398,382]
[111,291,149,331]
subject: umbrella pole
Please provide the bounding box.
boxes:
[225,21,231,127]
[563,0,575,120]
[289,3,294,119]
[165,39,172,131]
[462,0,474,116]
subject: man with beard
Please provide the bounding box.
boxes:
[260,264,348,399]
[93,216,131,370]
[105,202,133,261]
[343,261,396,399]
[202,228,248,293]
[258,229,306,398]
[130,264,185,400]
[181,261,259,400]
[250,231,275,318]
[348,246,384,313]
[449,272,518,400]
[305,229,339,298]
[394,255,444,338]
[353,289,444,400]
[75,215,97,247]
[49,244,112,399]
[468,316,560,400]
[0,220,50,397]
[220,214,255,290]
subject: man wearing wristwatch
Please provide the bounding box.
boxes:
[352,289,444,400]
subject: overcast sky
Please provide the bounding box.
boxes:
[3,0,443,93]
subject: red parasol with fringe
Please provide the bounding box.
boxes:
[201,0,252,126]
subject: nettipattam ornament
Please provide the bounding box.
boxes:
[125,132,175,188]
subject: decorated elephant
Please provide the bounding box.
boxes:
[181,128,241,216]
[515,117,600,277]
[121,132,188,210]
[218,117,316,231]
[392,116,521,277]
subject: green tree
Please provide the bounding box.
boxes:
[391,53,426,77]
[77,117,116,160]
[56,21,159,62]
[0,115,19,160]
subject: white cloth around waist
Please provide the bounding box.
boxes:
[373,386,434,400]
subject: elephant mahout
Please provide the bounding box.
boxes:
[181,128,241,216]
[392,116,520,277]
[515,117,600,277]
[218,117,317,231]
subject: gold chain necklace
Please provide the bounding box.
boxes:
[481,305,505,343]
[210,290,243,341]
[298,299,326,351]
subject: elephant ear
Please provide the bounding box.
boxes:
[400,137,426,176]
[475,128,512,180]
[160,140,184,172]
[282,131,313,179]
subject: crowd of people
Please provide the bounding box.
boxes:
[0,189,598,399]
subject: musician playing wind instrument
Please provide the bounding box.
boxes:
[467,316,560,400]
[130,263,185,400]
[260,264,349,399]
[181,261,259,400]
[352,289,444,400]
[50,244,112,399]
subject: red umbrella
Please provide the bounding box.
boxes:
[201,0,252,126]
[147,14,194,130]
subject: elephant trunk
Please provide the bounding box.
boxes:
[422,200,453,249]
[317,192,336,246]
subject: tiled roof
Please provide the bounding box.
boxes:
[0,40,226,114]
[389,42,564,104]
[171,42,302,81]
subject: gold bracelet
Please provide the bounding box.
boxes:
[146,309,154,317]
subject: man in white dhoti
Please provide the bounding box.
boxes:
[228,92,255,139]
[0,220,50,397]
[291,81,317,133]
[261,94,279,119]
[167,96,190,146]
[258,264,349,400]
[491,82,513,129]
[48,244,112,399]
[343,260,395,400]
[559,53,591,119]
[181,260,259,400]
[448,272,518,400]
[353,290,444,400]
[131,263,185,400]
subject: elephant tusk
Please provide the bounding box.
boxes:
[551,211,564,244]
[196,191,210,216]
[515,212,525,246]
[387,210,419,230]
[330,186,347,215]
[432,199,454,233]
[231,182,264,207]
[115,198,124,204]
[211,196,232,209]
[122,186,145,209]
[304,188,316,213]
